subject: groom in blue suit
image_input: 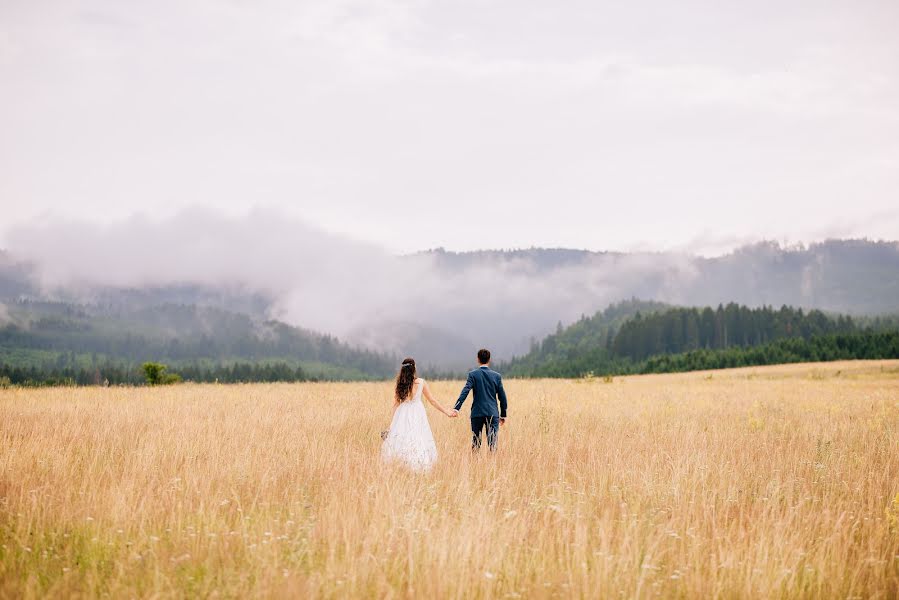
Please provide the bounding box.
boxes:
[452,349,508,451]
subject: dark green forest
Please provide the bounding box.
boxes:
[611,304,855,361]
[503,301,899,378]
[637,331,899,374]
[503,299,671,377]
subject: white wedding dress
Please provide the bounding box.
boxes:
[381,378,438,471]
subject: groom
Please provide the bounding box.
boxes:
[451,349,508,451]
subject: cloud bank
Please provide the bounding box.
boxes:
[4,207,708,363]
[6,208,898,368]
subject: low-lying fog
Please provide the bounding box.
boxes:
[3,208,898,368]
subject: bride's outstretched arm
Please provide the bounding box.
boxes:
[422,381,454,417]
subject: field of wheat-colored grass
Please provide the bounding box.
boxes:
[1,359,898,598]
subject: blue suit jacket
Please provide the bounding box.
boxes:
[454,365,508,418]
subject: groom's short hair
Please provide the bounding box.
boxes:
[477,349,491,364]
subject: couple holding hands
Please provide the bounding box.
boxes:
[381,349,508,471]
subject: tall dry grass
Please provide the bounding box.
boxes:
[1,360,898,598]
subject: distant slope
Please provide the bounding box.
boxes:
[688,240,899,314]
[424,239,899,315]
[0,301,395,381]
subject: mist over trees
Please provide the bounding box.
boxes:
[3,209,899,368]
[0,301,396,384]
[1,295,896,385]
[1,229,898,381]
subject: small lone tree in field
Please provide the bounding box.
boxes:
[141,362,182,385]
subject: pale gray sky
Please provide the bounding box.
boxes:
[2,0,898,255]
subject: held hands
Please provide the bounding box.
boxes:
[446,408,459,418]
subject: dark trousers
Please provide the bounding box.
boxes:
[471,416,499,451]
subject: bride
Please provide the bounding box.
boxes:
[381,357,456,471]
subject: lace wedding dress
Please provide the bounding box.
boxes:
[381,378,438,471]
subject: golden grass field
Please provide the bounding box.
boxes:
[1,360,898,598]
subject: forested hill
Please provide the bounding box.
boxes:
[503,301,899,378]
[502,299,671,377]
[0,301,396,382]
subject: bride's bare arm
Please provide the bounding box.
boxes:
[422,381,453,416]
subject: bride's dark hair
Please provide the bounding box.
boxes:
[395,357,416,402]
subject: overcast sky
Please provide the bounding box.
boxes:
[2,0,898,255]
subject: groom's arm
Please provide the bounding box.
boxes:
[454,372,474,412]
[496,375,508,418]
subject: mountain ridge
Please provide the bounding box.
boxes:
[3,238,898,369]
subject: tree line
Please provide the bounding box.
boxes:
[637,330,899,374]
[0,361,315,387]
